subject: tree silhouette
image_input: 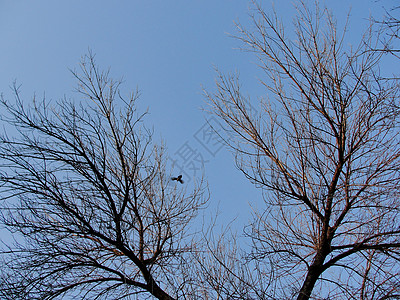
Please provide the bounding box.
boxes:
[203,1,400,299]
[0,53,207,300]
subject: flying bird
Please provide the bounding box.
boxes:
[171,174,184,184]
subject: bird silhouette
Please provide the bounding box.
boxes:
[171,174,184,184]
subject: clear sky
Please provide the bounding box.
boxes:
[0,0,392,237]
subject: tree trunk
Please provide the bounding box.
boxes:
[142,264,176,300]
[149,282,176,300]
[297,252,326,300]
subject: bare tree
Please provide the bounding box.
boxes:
[0,54,207,299]
[205,1,400,299]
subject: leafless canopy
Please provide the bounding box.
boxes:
[0,54,207,300]
[205,1,400,299]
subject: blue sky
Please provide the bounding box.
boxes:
[0,0,392,234]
